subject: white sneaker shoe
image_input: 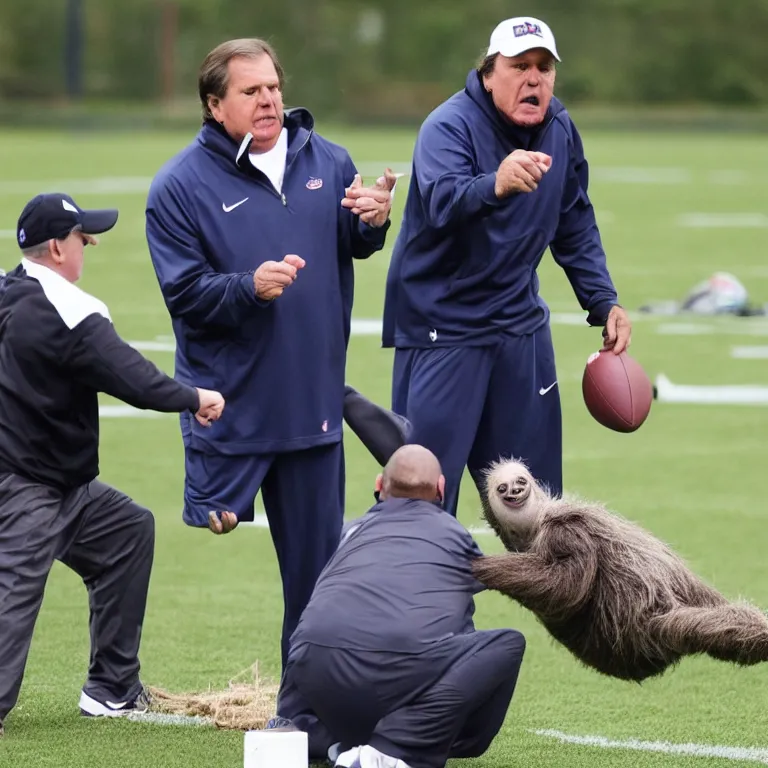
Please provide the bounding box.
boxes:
[334,745,361,767]
[79,687,151,717]
[340,744,411,768]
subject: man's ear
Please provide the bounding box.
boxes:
[208,95,222,121]
[374,474,383,493]
[437,474,446,502]
[50,238,64,264]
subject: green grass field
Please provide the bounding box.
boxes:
[0,124,767,768]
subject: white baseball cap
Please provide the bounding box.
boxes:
[486,17,561,62]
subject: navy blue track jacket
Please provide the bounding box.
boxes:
[382,69,618,349]
[146,111,389,455]
[290,497,486,654]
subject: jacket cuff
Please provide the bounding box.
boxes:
[359,217,392,243]
[473,173,506,208]
[183,384,201,413]
[586,300,619,327]
[240,271,276,307]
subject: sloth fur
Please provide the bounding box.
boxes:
[471,459,768,682]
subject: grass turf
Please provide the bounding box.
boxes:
[0,124,766,767]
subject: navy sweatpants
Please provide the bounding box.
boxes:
[277,628,526,768]
[182,442,344,670]
[391,324,562,518]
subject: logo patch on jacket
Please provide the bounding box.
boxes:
[513,21,543,38]
[306,177,323,190]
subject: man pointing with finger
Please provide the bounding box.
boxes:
[145,37,394,669]
[382,16,632,517]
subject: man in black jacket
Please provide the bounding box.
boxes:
[274,445,526,768]
[0,192,225,735]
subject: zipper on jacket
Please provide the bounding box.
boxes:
[235,127,312,209]
[279,129,312,208]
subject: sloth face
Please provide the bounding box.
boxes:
[495,473,531,508]
[481,460,546,549]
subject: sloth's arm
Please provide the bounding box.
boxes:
[471,520,598,616]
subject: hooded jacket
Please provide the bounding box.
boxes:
[382,69,618,348]
[146,110,389,455]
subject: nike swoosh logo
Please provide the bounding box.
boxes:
[539,382,557,395]
[105,700,128,709]
[222,197,249,212]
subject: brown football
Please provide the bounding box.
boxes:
[582,349,653,432]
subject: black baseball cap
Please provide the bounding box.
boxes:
[16,193,119,250]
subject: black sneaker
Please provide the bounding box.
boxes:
[79,686,151,717]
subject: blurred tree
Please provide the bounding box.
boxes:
[0,0,766,119]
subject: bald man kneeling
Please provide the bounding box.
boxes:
[273,445,526,768]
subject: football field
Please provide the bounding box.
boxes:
[0,124,767,767]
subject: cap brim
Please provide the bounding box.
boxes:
[491,43,561,62]
[79,208,119,235]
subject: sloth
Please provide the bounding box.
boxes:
[471,459,768,683]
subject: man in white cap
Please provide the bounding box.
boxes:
[382,16,632,518]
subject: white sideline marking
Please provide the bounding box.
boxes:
[126,315,768,355]
[655,374,768,405]
[657,322,768,337]
[656,323,716,336]
[732,346,768,359]
[532,729,768,765]
[128,340,177,352]
[678,213,768,228]
[239,513,493,536]
[0,229,16,239]
[592,167,691,184]
[0,177,154,196]
[0,167,754,199]
[99,405,167,418]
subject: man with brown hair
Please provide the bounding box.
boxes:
[274,446,526,768]
[144,38,397,669]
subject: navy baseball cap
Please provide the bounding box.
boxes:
[16,193,119,249]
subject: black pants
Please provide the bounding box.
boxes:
[0,473,155,724]
[277,629,526,768]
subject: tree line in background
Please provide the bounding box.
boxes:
[0,0,766,124]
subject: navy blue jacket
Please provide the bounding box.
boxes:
[382,69,618,348]
[290,497,486,653]
[146,111,389,454]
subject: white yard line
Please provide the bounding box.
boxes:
[677,213,768,228]
[123,314,768,353]
[238,513,493,536]
[655,374,768,405]
[592,167,692,184]
[122,715,768,761]
[731,346,768,359]
[532,729,768,765]
[0,167,756,200]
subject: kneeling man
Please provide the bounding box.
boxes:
[275,445,526,768]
